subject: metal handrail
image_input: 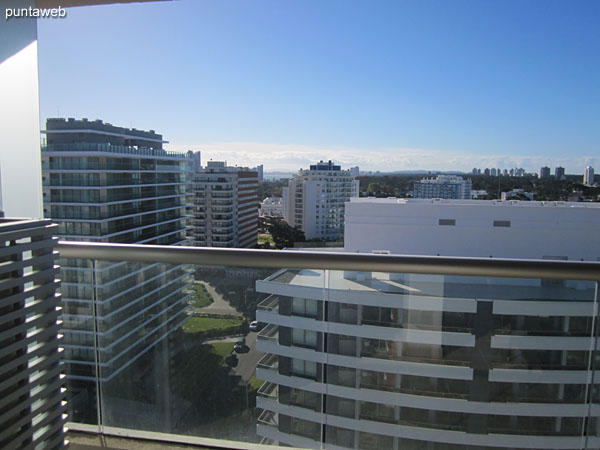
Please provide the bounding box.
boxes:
[56,241,600,281]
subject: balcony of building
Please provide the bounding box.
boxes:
[5,231,600,450]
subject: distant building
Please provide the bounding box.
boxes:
[190,150,202,173]
[555,166,565,179]
[539,166,551,178]
[490,168,497,176]
[584,166,595,186]
[472,168,478,174]
[501,189,534,201]
[256,164,264,182]
[190,161,259,248]
[349,166,360,177]
[283,160,359,240]
[484,168,490,176]
[413,175,472,200]
[260,197,284,217]
[471,189,488,199]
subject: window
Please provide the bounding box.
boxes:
[439,218,456,226]
[292,359,318,379]
[292,329,318,348]
[292,297,318,317]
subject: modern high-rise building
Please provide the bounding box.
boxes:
[539,166,551,178]
[555,166,565,179]
[413,175,472,200]
[282,160,359,240]
[584,165,595,186]
[41,118,193,427]
[190,161,259,248]
[256,198,600,449]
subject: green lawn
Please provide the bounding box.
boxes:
[188,283,213,308]
[258,234,274,246]
[210,342,235,361]
[182,316,245,334]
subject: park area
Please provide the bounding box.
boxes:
[182,315,247,337]
[188,283,213,308]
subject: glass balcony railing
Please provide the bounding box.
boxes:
[55,241,600,450]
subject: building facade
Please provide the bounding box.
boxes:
[255,198,600,449]
[539,166,551,178]
[41,118,193,427]
[584,166,595,186]
[412,175,472,200]
[260,197,284,217]
[190,161,259,248]
[282,160,359,240]
[555,166,565,179]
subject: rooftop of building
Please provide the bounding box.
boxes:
[44,117,166,143]
[350,197,600,208]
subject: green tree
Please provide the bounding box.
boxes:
[267,218,306,249]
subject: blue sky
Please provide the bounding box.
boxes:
[38,0,600,173]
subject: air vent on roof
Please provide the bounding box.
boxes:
[493,220,511,227]
[439,219,456,226]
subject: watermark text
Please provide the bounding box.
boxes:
[5,6,67,20]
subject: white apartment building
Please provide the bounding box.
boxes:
[584,166,595,186]
[283,160,359,240]
[413,175,472,199]
[260,197,284,217]
[256,198,600,449]
[190,161,259,248]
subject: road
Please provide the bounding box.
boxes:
[234,331,263,382]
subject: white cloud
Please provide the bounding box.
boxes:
[166,141,599,175]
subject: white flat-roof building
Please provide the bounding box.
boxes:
[345,198,600,260]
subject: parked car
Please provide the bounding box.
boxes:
[249,320,262,331]
[234,343,250,354]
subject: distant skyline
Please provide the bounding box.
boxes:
[37,0,599,173]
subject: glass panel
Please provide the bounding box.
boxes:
[60,257,600,449]
[61,260,327,448]
[323,270,599,449]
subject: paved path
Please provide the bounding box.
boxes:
[234,332,263,382]
[194,281,238,316]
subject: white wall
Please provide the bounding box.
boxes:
[345,199,600,261]
[0,2,43,218]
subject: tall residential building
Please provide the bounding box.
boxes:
[555,166,565,179]
[41,118,193,427]
[282,160,359,240]
[190,161,259,248]
[584,165,595,186]
[539,166,551,178]
[413,175,472,200]
[256,198,600,449]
